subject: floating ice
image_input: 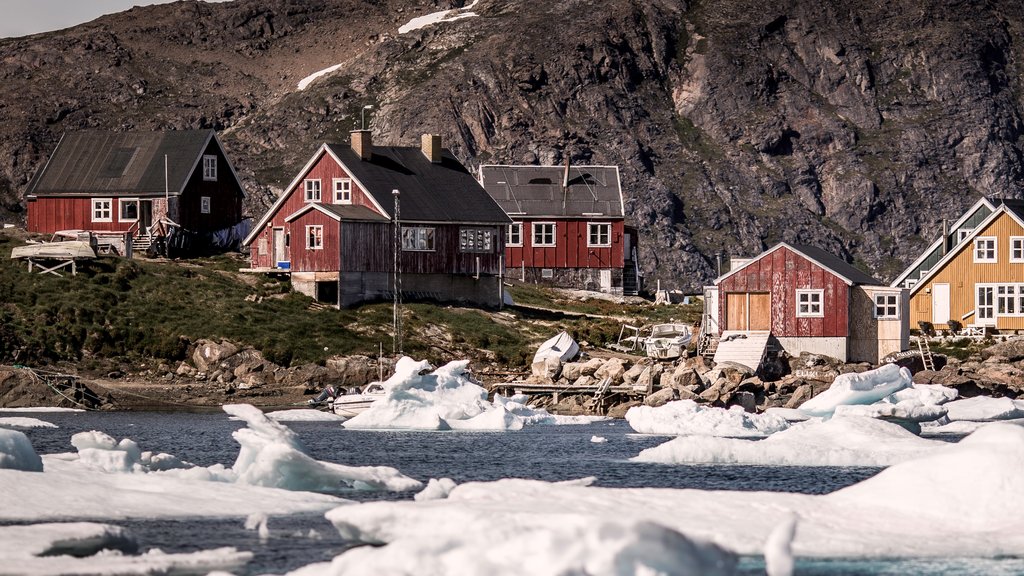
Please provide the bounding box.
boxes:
[943,396,1024,421]
[625,400,790,437]
[342,358,604,431]
[414,478,457,502]
[225,404,421,492]
[0,522,137,558]
[634,416,944,467]
[0,407,84,413]
[0,428,43,472]
[798,363,912,417]
[0,417,58,429]
[763,514,797,576]
[245,513,270,540]
[266,409,346,422]
[591,435,608,443]
[884,383,958,406]
[832,401,947,423]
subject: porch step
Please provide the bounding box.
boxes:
[622,260,639,296]
[712,330,770,372]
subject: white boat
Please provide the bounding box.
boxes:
[10,241,96,260]
[644,323,693,359]
[332,383,386,418]
[533,331,580,364]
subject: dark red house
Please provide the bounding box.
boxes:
[243,131,511,308]
[479,164,638,295]
[709,242,908,365]
[25,130,246,254]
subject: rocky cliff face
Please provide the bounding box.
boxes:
[2,0,1023,289]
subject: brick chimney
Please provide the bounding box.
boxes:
[421,133,442,163]
[351,130,372,161]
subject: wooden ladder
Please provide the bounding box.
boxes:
[586,377,613,415]
[916,336,936,371]
[698,332,719,359]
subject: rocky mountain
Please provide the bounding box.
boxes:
[2,0,1023,289]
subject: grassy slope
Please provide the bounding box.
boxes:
[0,232,702,371]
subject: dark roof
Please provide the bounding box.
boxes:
[285,203,389,223]
[327,144,511,224]
[27,130,217,197]
[994,198,1024,221]
[788,243,882,285]
[479,164,624,218]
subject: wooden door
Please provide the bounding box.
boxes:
[749,293,771,330]
[726,293,748,330]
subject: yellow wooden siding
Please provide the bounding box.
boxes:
[910,211,1024,330]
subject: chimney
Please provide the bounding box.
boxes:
[562,156,571,188]
[351,130,372,161]
[421,133,442,163]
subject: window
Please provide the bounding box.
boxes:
[306,225,323,250]
[532,222,555,247]
[507,223,522,247]
[402,226,435,251]
[977,285,995,321]
[874,293,900,319]
[460,228,493,252]
[1012,237,1024,262]
[202,155,217,181]
[974,237,996,262]
[304,179,321,202]
[541,268,554,278]
[795,289,823,318]
[333,178,352,204]
[957,228,973,244]
[91,198,112,222]
[588,222,611,247]
[200,196,211,214]
[904,279,917,289]
[119,198,139,222]
[257,238,268,256]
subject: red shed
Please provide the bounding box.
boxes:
[710,243,909,365]
[243,131,511,308]
[479,164,639,295]
[25,130,246,255]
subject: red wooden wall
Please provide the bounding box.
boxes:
[341,221,503,275]
[28,197,132,234]
[717,246,850,337]
[287,210,341,272]
[505,219,624,269]
[249,148,383,268]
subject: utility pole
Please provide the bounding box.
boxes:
[392,189,402,355]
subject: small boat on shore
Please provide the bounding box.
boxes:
[533,331,580,364]
[332,383,386,418]
[644,323,693,360]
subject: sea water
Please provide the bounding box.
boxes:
[6,411,1021,575]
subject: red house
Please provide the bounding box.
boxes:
[479,164,639,295]
[709,242,909,365]
[25,130,246,254]
[243,131,511,308]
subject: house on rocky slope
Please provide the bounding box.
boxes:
[709,242,908,367]
[242,131,511,308]
[478,164,639,295]
[906,199,1024,332]
[25,130,246,254]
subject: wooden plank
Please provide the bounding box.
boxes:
[749,293,771,330]
[726,293,748,330]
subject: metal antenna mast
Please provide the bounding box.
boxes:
[392,189,403,355]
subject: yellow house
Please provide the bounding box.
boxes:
[910,200,1024,331]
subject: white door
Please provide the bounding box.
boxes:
[932,283,950,325]
[977,285,996,325]
[600,270,612,292]
[704,286,720,335]
[273,228,287,268]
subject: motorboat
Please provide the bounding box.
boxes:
[644,323,693,359]
[332,383,386,418]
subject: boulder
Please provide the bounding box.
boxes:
[981,338,1024,362]
[975,363,1024,390]
[572,375,595,388]
[644,387,678,407]
[685,355,712,375]
[634,364,663,394]
[282,363,334,392]
[560,361,585,382]
[327,355,390,386]
[785,384,814,409]
[622,360,650,386]
[671,365,701,390]
[579,357,606,377]
[531,357,562,381]
[788,352,843,373]
[606,400,641,419]
[732,391,757,413]
[175,362,194,377]
[594,358,627,382]
[191,339,240,372]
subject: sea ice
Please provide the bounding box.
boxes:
[798,363,912,417]
[0,522,136,558]
[266,409,345,422]
[342,358,604,431]
[0,428,43,471]
[763,514,797,576]
[414,478,457,502]
[832,401,947,423]
[0,417,58,429]
[633,416,944,467]
[0,407,84,413]
[884,383,958,406]
[625,400,790,437]
[943,396,1024,421]
[591,435,608,443]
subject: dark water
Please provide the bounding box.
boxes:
[3,410,1013,575]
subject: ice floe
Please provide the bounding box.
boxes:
[0,416,57,429]
[342,358,605,431]
[266,409,346,422]
[943,395,1024,421]
[398,0,480,34]
[0,407,84,413]
[0,428,43,471]
[625,400,790,437]
[633,416,944,467]
[320,423,1024,562]
[414,478,457,502]
[798,363,912,417]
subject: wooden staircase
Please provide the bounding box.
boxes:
[697,331,719,359]
[622,260,639,295]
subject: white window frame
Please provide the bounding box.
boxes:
[957,228,973,244]
[974,236,996,263]
[118,198,139,222]
[91,198,113,223]
[200,196,211,214]
[507,222,523,247]
[402,226,436,252]
[532,222,556,247]
[904,279,917,289]
[304,179,322,202]
[977,284,996,323]
[873,292,900,320]
[795,289,824,318]
[1011,237,1024,263]
[459,227,493,253]
[306,225,324,250]
[333,178,352,204]
[202,155,217,181]
[587,222,611,247]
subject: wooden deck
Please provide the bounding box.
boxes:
[713,330,771,371]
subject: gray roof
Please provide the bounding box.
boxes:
[285,203,389,223]
[995,197,1024,220]
[788,244,882,285]
[326,144,511,224]
[27,130,217,197]
[479,164,624,218]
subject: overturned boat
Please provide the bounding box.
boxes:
[644,323,693,360]
[533,331,580,364]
